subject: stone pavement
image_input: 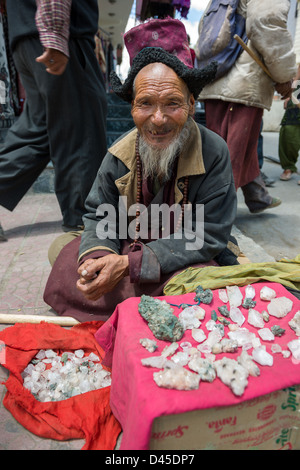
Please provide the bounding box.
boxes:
[0,192,86,450]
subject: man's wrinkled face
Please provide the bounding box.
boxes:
[131,63,195,150]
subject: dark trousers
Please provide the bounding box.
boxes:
[0,37,107,227]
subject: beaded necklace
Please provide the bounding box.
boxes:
[132,134,189,246]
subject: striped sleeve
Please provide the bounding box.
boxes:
[35,0,72,57]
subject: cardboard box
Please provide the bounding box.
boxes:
[150,385,300,450]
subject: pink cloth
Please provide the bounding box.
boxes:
[95,282,300,450]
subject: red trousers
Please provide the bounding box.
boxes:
[205,100,263,189]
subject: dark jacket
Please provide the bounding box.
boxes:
[79,121,237,284]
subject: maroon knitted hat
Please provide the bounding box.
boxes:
[110,18,217,102]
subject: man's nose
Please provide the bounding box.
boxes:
[151,106,167,125]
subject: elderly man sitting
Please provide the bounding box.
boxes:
[44,18,238,322]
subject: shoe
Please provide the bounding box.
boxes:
[250,197,282,214]
[0,223,7,242]
[280,169,293,181]
[260,171,275,187]
[298,180,300,185]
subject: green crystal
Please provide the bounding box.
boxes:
[271,325,285,337]
[194,285,213,304]
[138,295,184,342]
[218,316,230,326]
[217,305,230,318]
[211,310,218,321]
[242,298,257,309]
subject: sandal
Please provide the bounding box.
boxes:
[280,169,293,181]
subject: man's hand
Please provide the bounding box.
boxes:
[36,48,68,75]
[77,254,129,301]
[275,80,293,100]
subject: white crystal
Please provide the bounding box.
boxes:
[214,357,249,396]
[229,306,245,326]
[252,347,273,366]
[226,285,243,308]
[171,351,190,366]
[211,338,238,354]
[267,297,293,318]
[204,329,223,349]
[218,289,229,303]
[228,328,256,347]
[260,286,276,301]
[180,341,192,351]
[258,328,275,341]
[287,339,300,360]
[206,319,217,331]
[141,356,167,368]
[288,311,300,336]
[248,309,265,328]
[75,349,85,358]
[184,305,206,320]
[140,338,158,353]
[153,366,200,390]
[161,342,179,357]
[237,351,260,377]
[22,349,111,402]
[282,350,291,358]
[245,285,256,300]
[45,349,57,358]
[179,309,201,330]
[252,337,261,349]
[191,328,206,343]
[188,356,216,382]
[271,344,282,354]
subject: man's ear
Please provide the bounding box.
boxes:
[188,94,195,116]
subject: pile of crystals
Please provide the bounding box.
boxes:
[139,284,300,397]
[22,349,111,402]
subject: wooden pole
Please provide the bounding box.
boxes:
[0,313,79,326]
[234,34,273,79]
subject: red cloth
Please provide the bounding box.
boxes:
[0,321,121,450]
[204,100,263,188]
[95,282,300,450]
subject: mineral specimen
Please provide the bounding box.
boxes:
[161,342,179,357]
[252,347,273,366]
[179,309,201,330]
[248,309,265,329]
[271,325,285,337]
[191,328,206,343]
[141,356,167,368]
[188,356,216,382]
[211,338,238,354]
[226,285,243,308]
[228,328,256,347]
[194,285,213,304]
[258,328,275,341]
[288,311,300,336]
[229,306,245,326]
[287,339,300,360]
[237,351,260,377]
[138,295,184,342]
[260,286,276,301]
[140,338,158,353]
[242,298,256,309]
[218,289,229,303]
[171,351,190,366]
[218,305,230,318]
[245,284,256,300]
[214,357,249,396]
[267,297,293,318]
[22,350,111,402]
[153,366,200,390]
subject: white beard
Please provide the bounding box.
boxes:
[139,117,192,181]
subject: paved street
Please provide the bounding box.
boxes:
[235,132,300,261]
